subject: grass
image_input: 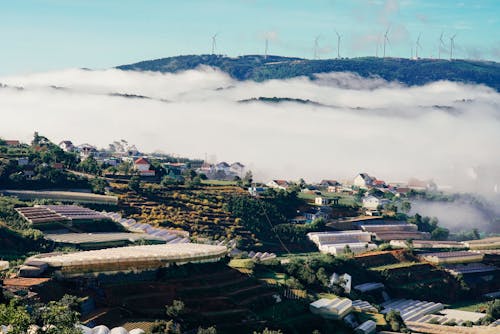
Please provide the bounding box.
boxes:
[448,300,491,312]
[228,258,254,269]
[201,179,238,186]
[369,261,420,271]
[298,191,357,206]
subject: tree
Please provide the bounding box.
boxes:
[487,299,500,319]
[401,201,411,214]
[253,329,283,334]
[385,310,406,332]
[0,300,31,334]
[243,171,253,187]
[431,227,449,240]
[90,177,107,194]
[165,300,185,319]
[197,326,217,334]
[129,176,141,192]
[150,320,180,334]
[32,296,82,334]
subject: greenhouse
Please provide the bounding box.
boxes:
[21,243,228,276]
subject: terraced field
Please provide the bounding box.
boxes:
[91,263,278,333]
[112,183,259,248]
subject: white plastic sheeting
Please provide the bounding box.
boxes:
[27,243,227,269]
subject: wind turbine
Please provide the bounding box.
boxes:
[335,30,342,58]
[416,33,422,59]
[314,35,320,59]
[211,33,218,55]
[264,38,269,59]
[383,27,391,58]
[450,34,457,60]
[438,32,445,59]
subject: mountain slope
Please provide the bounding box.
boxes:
[117,54,500,91]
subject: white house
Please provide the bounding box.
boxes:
[215,162,230,173]
[134,157,155,176]
[267,180,290,190]
[59,140,74,152]
[315,197,330,206]
[78,144,97,159]
[17,157,29,166]
[362,196,388,210]
[230,162,245,176]
[354,173,374,189]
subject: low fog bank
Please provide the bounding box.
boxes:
[410,199,500,234]
[1,67,499,202]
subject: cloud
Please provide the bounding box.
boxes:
[1,67,499,204]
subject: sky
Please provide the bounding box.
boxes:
[0,0,499,75]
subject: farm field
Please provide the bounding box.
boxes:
[298,191,357,206]
[0,189,118,205]
[111,182,259,248]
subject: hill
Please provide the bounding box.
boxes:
[117,54,500,91]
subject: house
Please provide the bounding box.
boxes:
[215,162,230,174]
[230,162,245,176]
[267,180,290,190]
[134,157,156,176]
[198,162,214,174]
[58,140,74,152]
[4,140,20,147]
[248,187,267,197]
[372,179,386,188]
[315,197,331,206]
[23,166,35,179]
[17,157,29,166]
[362,196,388,210]
[408,178,437,191]
[78,144,97,159]
[353,173,374,189]
[303,206,332,221]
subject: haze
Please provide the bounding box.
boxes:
[1,67,499,201]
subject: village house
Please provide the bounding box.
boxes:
[319,180,342,193]
[230,162,245,176]
[58,140,74,152]
[267,179,290,190]
[77,144,97,160]
[215,162,230,174]
[134,157,155,176]
[4,140,20,147]
[248,186,267,197]
[362,195,389,210]
[353,173,374,189]
[315,197,331,206]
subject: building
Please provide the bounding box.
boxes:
[4,140,20,147]
[361,223,431,241]
[78,144,97,159]
[215,162,230,173]
[314,197,330,206]
[134,157,155,176]
[307,231,376,255]
[362,196,388,210]
[230,162,245,176]
[310,297,353,319]
[354,173,374,189]
[354,320,376,334]
[19,243,228,277]
[58,140,74,152]
[419,251,484,264]
[248,186,267,197]
[267,179,290,190]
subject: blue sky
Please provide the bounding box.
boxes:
[0,0,499,75]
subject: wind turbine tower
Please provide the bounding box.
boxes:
[211,34,218,55]
[438,32,445,59]
[416,34,422,59]
[383,28,390,58]
[264,38,269,59]
[314,35,320,59]
[335,31,342,58]
[450,34,457,60]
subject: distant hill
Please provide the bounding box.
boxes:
[117,54,500,91]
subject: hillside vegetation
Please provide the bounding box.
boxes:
[117,54,500,91]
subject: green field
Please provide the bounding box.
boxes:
[369,261,420,271]
[298,192,357,206]
[449,300,491,312]
[201,179,238,186]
